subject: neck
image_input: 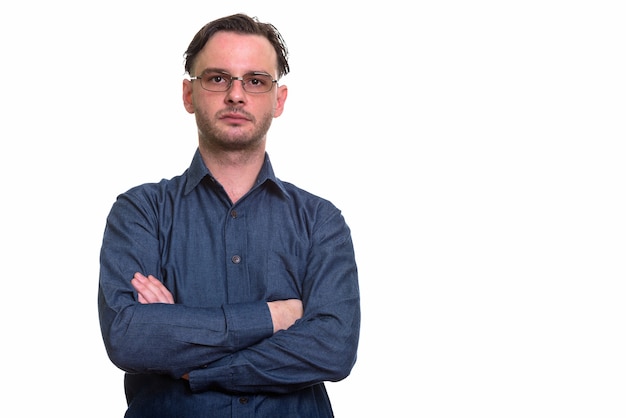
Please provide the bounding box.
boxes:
[199,146,265,203]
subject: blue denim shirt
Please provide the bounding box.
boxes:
[98,150,360,417]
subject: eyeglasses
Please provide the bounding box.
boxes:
[190,70,278,94]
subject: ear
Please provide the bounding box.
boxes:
[182,79,195,114]
[273,85,288,117]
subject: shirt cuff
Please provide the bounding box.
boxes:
[223,300,273,347]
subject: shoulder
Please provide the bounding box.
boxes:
[111,171,189,216]
[276,179,349,230]
[279,179,338,209]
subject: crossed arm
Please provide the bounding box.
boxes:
[131,272,303,380]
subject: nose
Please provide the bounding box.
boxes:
[225,77,246,104]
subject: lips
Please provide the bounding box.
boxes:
[219,111,251,123]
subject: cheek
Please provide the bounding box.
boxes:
[189,93,216,115]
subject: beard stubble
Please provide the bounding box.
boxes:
[196,107,274,152]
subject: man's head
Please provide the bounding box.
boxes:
[182,14,289,154]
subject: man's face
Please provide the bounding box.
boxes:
[182,31,288,152]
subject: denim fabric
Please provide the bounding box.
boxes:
[98,149,360,417]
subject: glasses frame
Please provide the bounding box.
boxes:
[190,70,278,94]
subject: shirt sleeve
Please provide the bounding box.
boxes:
[98,189,274,379]
[187,204,361,394]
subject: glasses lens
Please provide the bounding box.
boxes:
[242,74,274,93]
[200,71,231,92]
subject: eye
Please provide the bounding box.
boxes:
[204,72,230,85]
[244,74,271,87]
[248,77,264,86]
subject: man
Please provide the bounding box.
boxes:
[98,13,360,417]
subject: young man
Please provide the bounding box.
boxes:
[98,13,360,417]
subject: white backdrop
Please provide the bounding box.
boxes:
[1,1,625,417]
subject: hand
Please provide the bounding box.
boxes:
[267,299,303,333]
[131,272,175,304]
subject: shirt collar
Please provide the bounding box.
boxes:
[184,148,288,197]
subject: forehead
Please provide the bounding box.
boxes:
[193,31,278,75]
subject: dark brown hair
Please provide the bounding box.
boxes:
[184,13,290,78]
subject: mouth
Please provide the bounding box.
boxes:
[219,112,251,124]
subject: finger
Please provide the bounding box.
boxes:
[131,277,160,303]
[147,275,175,304]
[131,273,174,304]
[131,273,163,303]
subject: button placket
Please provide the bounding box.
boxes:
[224,205,249,302]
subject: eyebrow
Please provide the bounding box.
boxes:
[199,67,228,75]
[199,68,274,77]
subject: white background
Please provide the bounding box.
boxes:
[1,1,625,417]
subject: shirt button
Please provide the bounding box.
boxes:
[230,210,237,218]
[239,397,249,404]
[231,255,241,264]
